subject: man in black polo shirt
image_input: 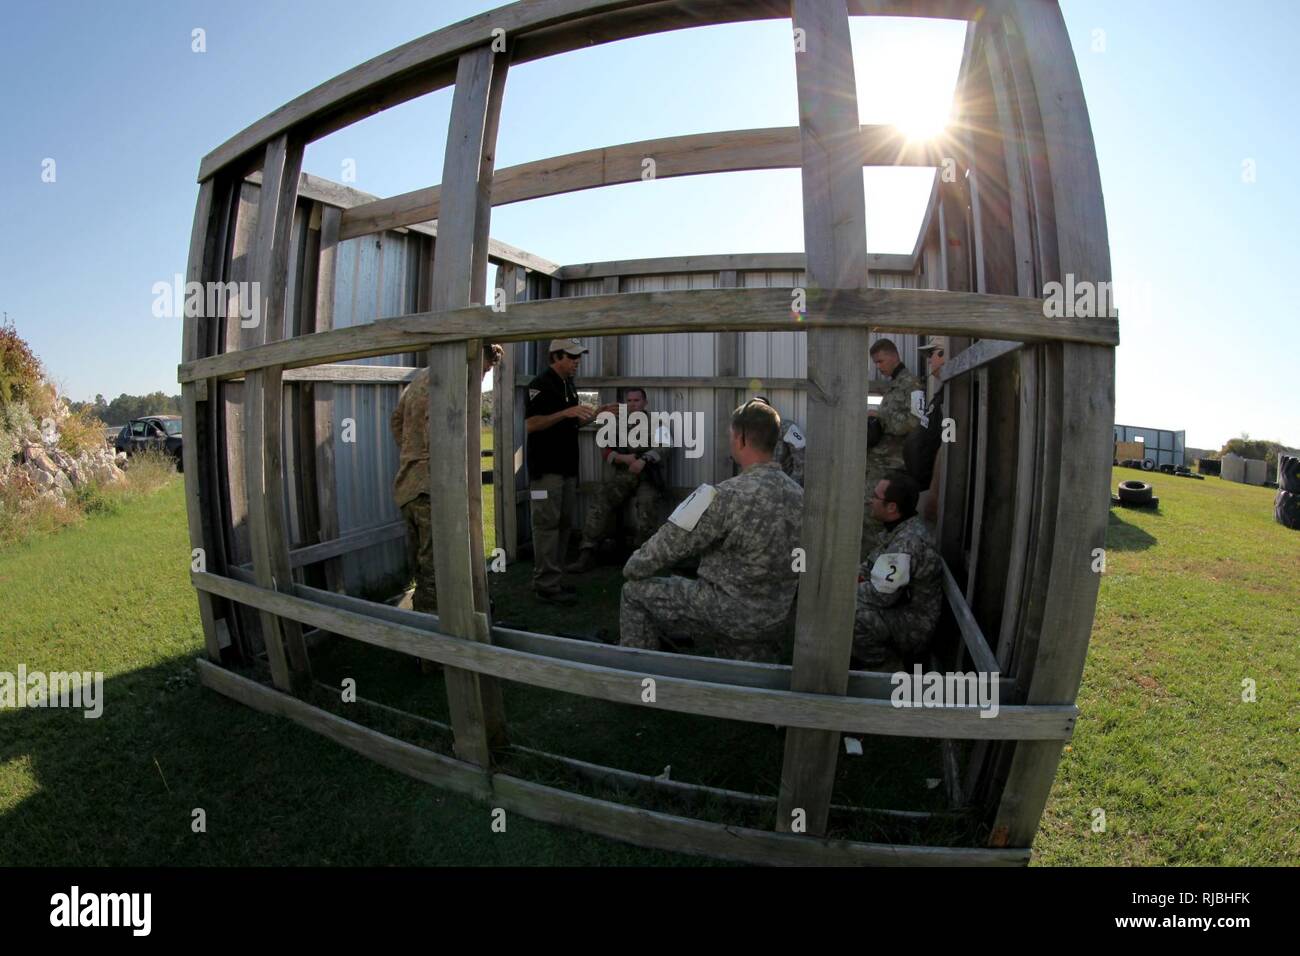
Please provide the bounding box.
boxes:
[526,338,597,604]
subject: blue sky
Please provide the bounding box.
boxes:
[1,0,1296,449]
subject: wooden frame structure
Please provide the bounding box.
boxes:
[181,0,1115,864]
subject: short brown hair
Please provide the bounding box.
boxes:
[730,399,781,454]
[880,469,920,516]
[869,338,899,358]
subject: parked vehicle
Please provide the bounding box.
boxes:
[114,415,183,471]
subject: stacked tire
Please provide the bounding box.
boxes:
[1277,455,1300,530]
[1117,479,1157,508]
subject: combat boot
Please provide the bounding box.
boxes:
[564,546,597,574]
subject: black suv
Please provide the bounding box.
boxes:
[114,416,183,471]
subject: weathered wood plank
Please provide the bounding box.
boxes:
[198,0,986,182]
[426,46,510,767]
[192,570,1075,740]
[940,561,1001,677]
[244,135,312,695]
[778,0,871,838]
[339,126,939,240]
[940,338,1021,381]
[179,286,1117,384]
[557,251,915,280]
[286,520,406,569]
[198,657,1024,866]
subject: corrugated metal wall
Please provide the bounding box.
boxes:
[1113,423,1186,467]
[509,264,929,547]
[326,231,427,594]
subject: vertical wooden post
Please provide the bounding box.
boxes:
[988,0,1115,848]
[182,178,227,662]
[714,270,739,484]
[245,133,311,695]
[493,265,523,560]
[428,45,511,766]
[776,0,870,837]
[312,205,344,593]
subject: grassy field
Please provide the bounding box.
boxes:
[1,468,1295,864]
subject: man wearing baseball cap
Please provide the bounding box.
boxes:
[525,338,597,605]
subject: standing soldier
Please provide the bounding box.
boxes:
[854,470,944,670]
[863,338,924,557]
[525,338,603,605]
[566,386,663,573]
[618,399,803,663]
[390,343,503,614]
[754,395,807,487]
[904,338,947,525]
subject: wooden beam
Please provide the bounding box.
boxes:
[556,250,916,280]
[197,658,1026,866]
[778,0,871,838]
[180,178,226,662]
[426,46,510,768]
[940,561,1000,676]
[286,520,406,569]
[940,338,1022,381]
[244,135,311,694]
[987,0,1116,850]
[192,572,1073,740]
[338,126,939,240]
[179,287,1118,384]
[198,0,989,182]
[282,364,420,384]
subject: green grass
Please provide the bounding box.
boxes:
[1,467,1294,864]
[1033,469,1299,865]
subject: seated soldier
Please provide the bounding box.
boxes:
[618,399,803,663]
[854,470,943,670]
[566,386,663,573]
[753,395,806,487]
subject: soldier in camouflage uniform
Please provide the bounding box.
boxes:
[390,343,502,613]
[567,387,662,572]
[863,338,925,558]
[619,400,803,663]
[754,396,807,487]
[854,470,944,670]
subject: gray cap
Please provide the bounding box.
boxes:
[918,338,947,352]
[547,338,589,356]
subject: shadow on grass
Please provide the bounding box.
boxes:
[1106,508,1158,551]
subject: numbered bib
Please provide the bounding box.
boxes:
[870,552,911,594]
[668,484,716,532]
[784,423,805,450]
[910,390,928,426]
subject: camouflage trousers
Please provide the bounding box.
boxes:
[580,469,658,550]
[619,576,789,663]
[853,597,933,670]
[400,495,437,614]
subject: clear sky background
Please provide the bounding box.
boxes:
[2,1,1295,450]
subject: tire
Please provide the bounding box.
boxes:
[1117,480,1153,505]
[1141,459,1156,471]
[1276,490,1300,530]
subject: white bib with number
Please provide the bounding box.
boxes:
[668,484,716,532]
[784,423,805,449]
[870,552,911,594]
[910,390,928,426]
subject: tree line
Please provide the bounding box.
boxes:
[71,393,182,428]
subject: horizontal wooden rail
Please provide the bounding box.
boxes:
[518,373,897,398]
[292,580,1017,700]
[287,520,406,569]
[197,658,1025,864]
[280,364,420,385]
[178,287,1118,384]
[198,0,983,181]
[338,126,941,240]
[940,339,1023,382]
[941,560,1002,676]
[194,570,1069,739]
[557,250,917,280]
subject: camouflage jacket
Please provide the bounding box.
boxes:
[771,420,807,487]
[857,514,943,640]
[624,461,803,627]
[868,364,924,470]
[390,367,431,508]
